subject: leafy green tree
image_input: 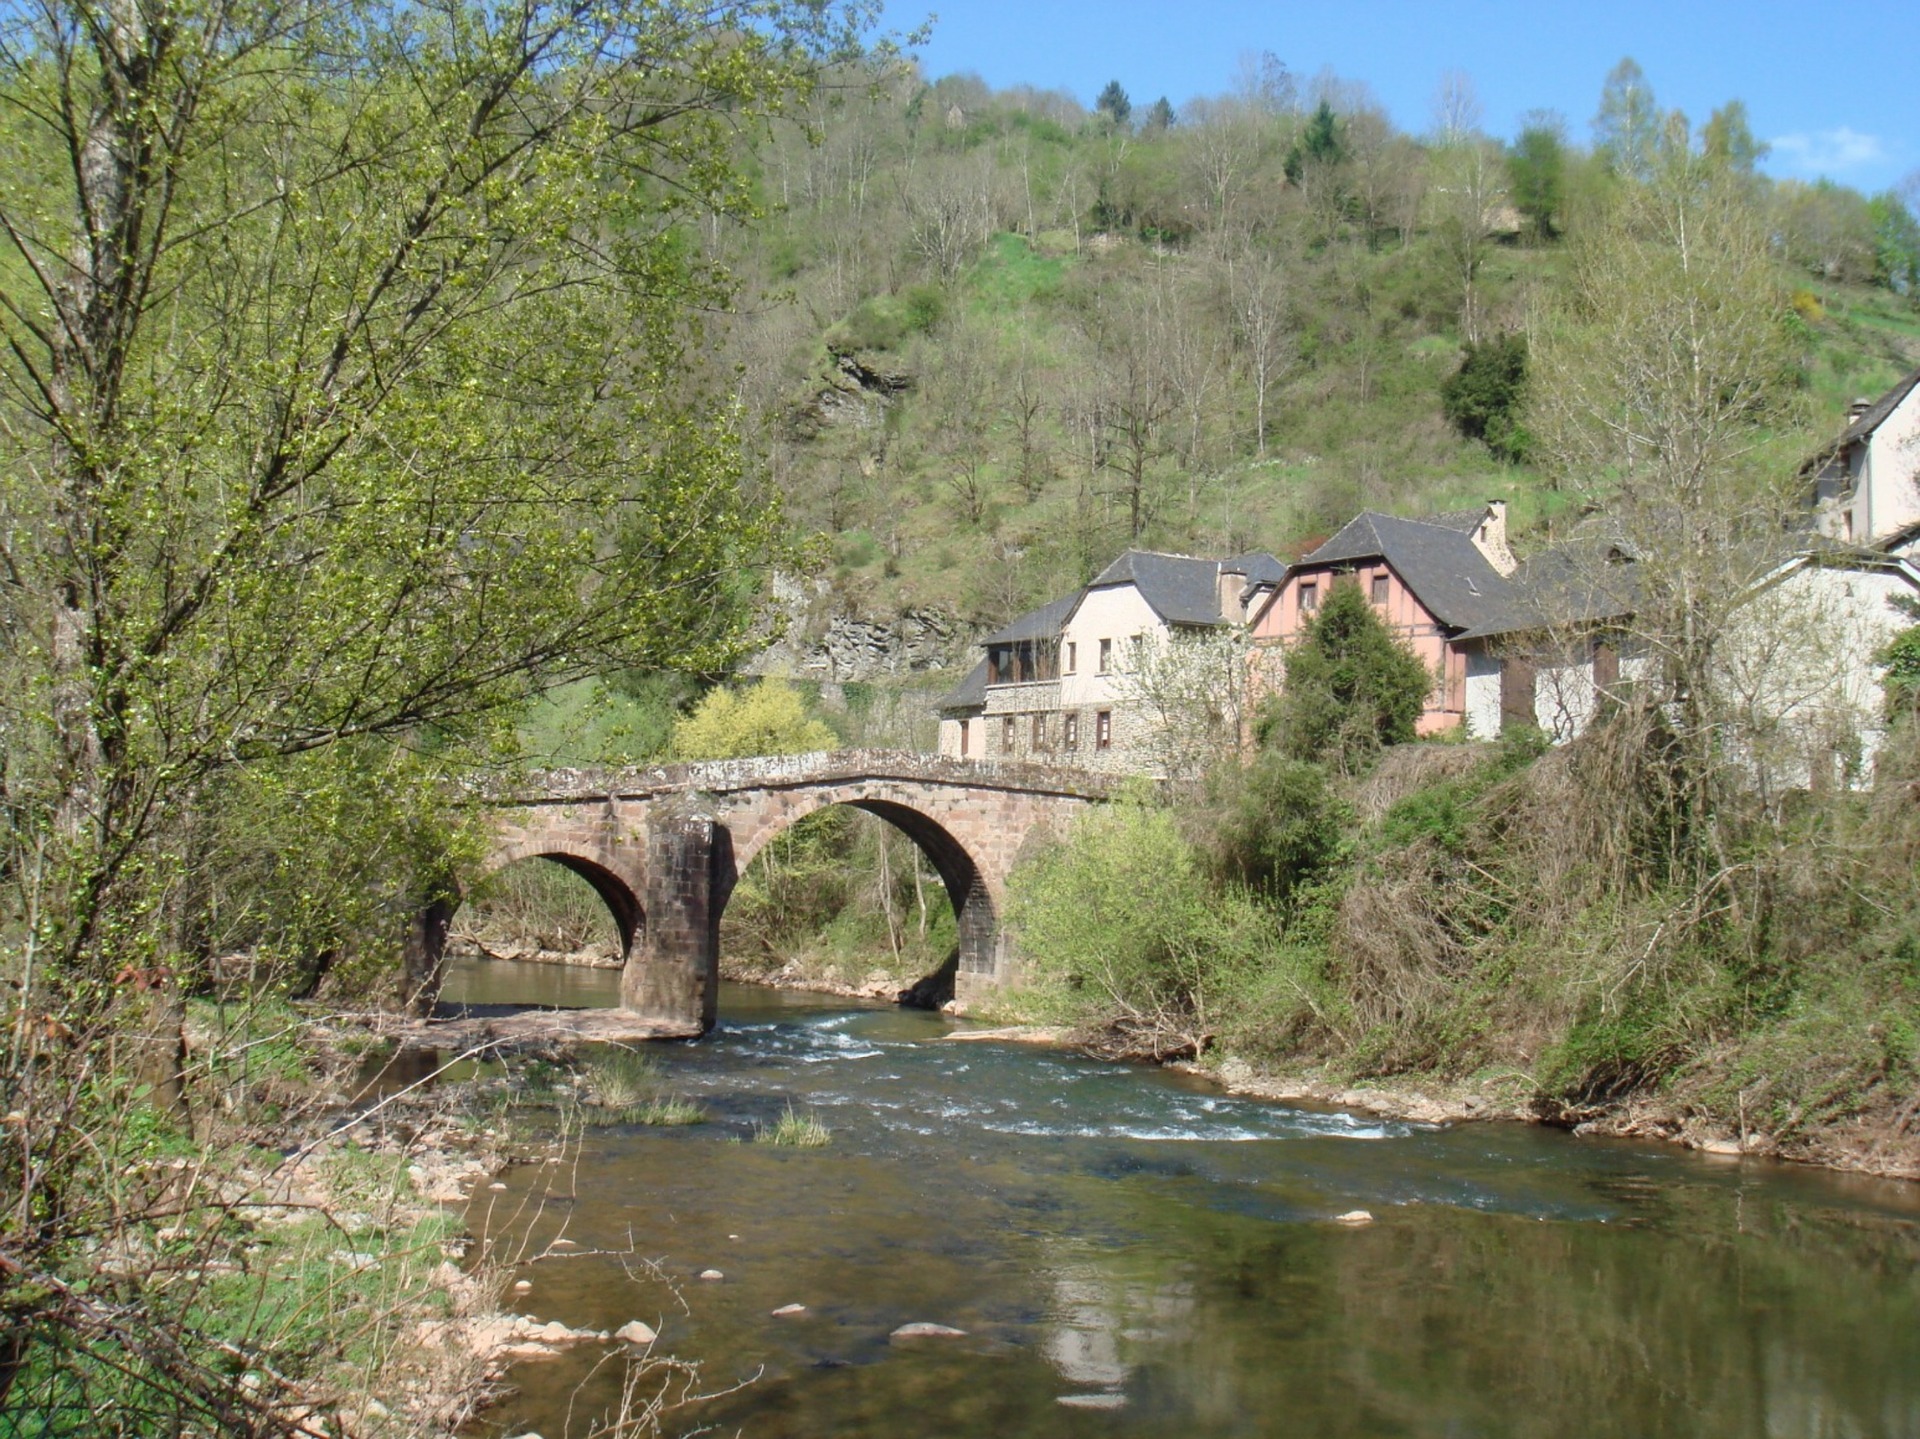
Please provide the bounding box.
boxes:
[0,0,868,1415]
[1260,580,1434,770]
[1143,96,1176,133]
[1508,116,1567,242]
[1867,190,1920,297]
[1096,79,1133,129]
[671,680,838,760]
[1207,750,1351,904]
[0,0,865,995]
[1284,99,1342,184]
[1006,796,1283,1058]
[1702,100,1769,177]
[1441,334,1532,462]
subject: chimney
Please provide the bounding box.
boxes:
[1474,500,1517,576]
[1847,396,1872,427]
[1218,561,1248,623]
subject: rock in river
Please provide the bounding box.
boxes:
[890,1322,967,1340]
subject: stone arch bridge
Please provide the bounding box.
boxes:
[424,751,1120,1033]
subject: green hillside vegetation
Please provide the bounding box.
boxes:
[692,60,1920,637]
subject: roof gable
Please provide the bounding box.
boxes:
[1296,512,1520,631]
[1082,550,1231,626]
[980,591,1082,646]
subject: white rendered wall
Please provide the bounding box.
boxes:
[1464,649,1503,739]
[1860,389,1920,544]
[1059,586,1167,710]
[1716,563,1919,788]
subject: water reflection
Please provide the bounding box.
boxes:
[454,961,1920,1439]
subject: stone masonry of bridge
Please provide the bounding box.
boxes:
[428,750,1120,1035]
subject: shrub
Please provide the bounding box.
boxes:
[1007,798,1285,1059]
[1440,333,1531,462]
[1206,751,1352,904]
[1258,580,1434,772]
[670,679,837,761]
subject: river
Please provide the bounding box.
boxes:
[444,957,1920,1438]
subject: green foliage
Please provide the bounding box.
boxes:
[1007,798,1289,1057]
[1095,80,1132,128]
[1284,101,1341,185]
[1260,581,1435,770]
[1877,622,1920,717]
[1207,752,1352,903]
[1868,191,1920,297]
[1701,100,1768,178]
[828,284,948,351]
[1441,333,1532,462]
[756,1102,831,1146]
[1507,122,1566,242]
[1592,57,1659,181]
[670,679,838,761]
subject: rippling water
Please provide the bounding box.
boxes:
[445,959,1920,1438]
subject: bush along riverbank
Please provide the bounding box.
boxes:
[0,994,721,1435]
[995,689,1920,1182]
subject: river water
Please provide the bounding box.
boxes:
[444,958,1920,1438]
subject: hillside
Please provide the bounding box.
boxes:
[673,64,1920,711]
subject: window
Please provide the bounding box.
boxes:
[1064,641,1077,674]
[959,719,970,757]
[1031,713,1047,749]
[1299,581,1319,614]
[1371,573,1389,605]
[1098,638,1112,674]
[1063,712,1079,749]
[1095,710,1112,750]
[1002,715,1016,750]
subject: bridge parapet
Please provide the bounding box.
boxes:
[498,749,1128,806]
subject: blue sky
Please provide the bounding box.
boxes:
[895,1,1918,195]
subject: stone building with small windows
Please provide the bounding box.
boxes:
[935,549,1285,774]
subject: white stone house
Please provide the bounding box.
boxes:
[1712,550,1920,793]
[1454,533,1920,789]
[935,549,1285,774]
[1809,366,1920,547]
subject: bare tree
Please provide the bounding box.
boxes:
[1112,628,1254,782]
[1222,242,1297,457]
[1430,68,1484,146]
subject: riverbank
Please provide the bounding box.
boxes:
[940,1013,1920,1181]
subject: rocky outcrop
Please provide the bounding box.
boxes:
[745,572,967,682]
[787,350,913,440]
[804,609,959,680]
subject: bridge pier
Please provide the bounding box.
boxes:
[620,813,721,1032]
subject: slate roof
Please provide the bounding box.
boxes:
[1451,538,1639,641]
[936,657,989,714]
[1085,549,1286,625]
[980,591,1082,646]
[1419,506,1493,536]
[1297,512,1520,632]
[1839,365,1920,448]
[1803,364,1920,472]
[1222,551,1289,588]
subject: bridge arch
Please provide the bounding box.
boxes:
[719,785,999,985]
[475,841,645,959]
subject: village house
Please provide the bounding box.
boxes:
[936,548,1285,774]
[1808,365,1920,547]
[1246,503,1520,736]
[1447,529,1644,742]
